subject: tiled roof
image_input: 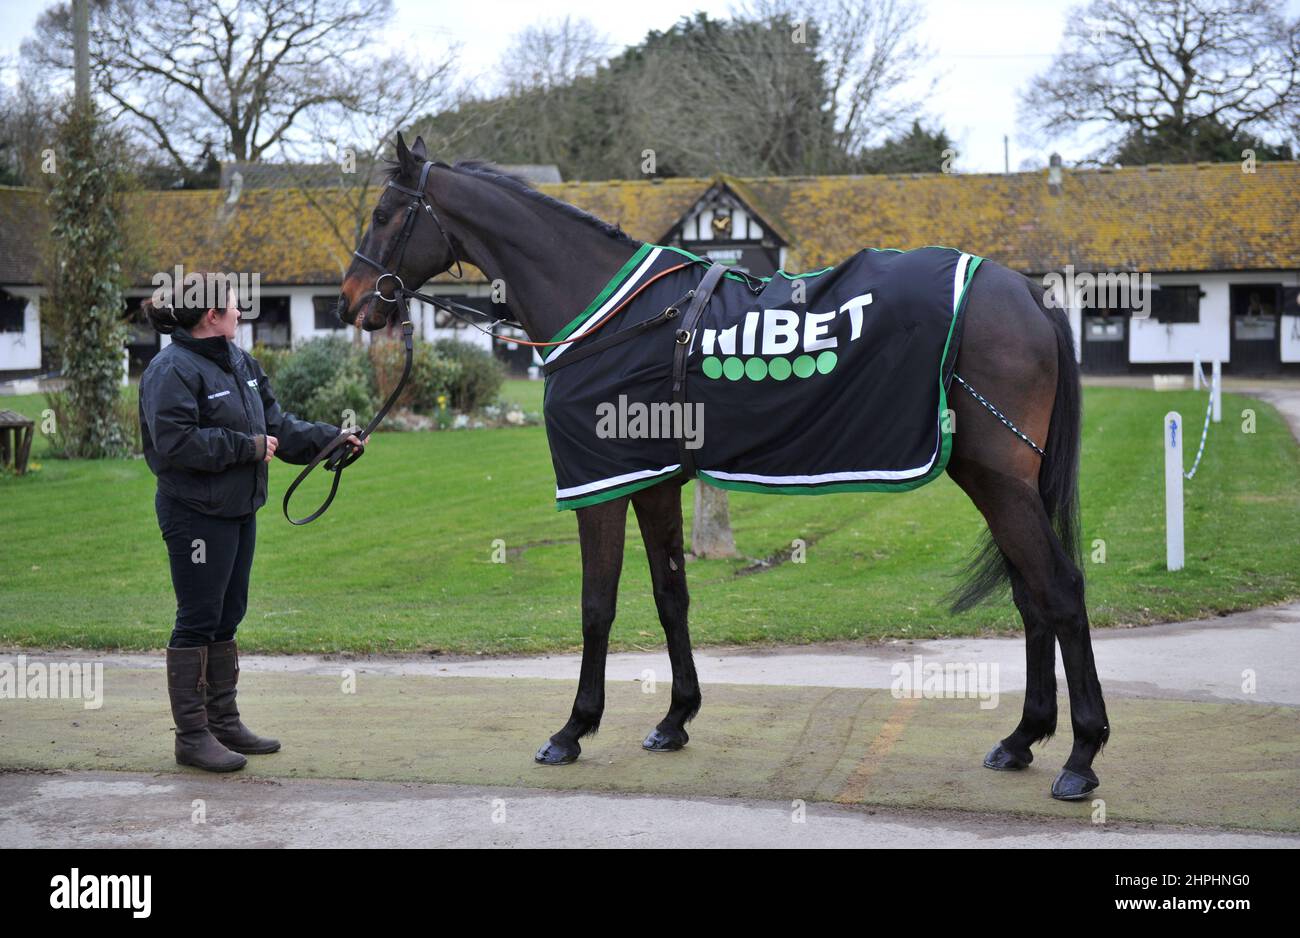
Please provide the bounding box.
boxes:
[740,161,1300,274]
[1,162,1296,289]
[0,187,48,284]
[218,161,563,189]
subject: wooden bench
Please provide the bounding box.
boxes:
[0,410,35,475]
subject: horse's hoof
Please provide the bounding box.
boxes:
[534,739,580,765]
[983,742,1032,771]
[642,727,688,752]
[1051,767,1099,800]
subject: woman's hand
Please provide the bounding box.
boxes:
[345,433,365,454]
[264,435,279,462]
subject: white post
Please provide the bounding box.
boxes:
[1211,359,1222,423]
[1165,411,1184,572]
[1192,352,1202,389]
[121,346,130,387]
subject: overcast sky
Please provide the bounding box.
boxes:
[2,0,1297,173]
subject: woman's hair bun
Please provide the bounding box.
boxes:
[142,296,201,335]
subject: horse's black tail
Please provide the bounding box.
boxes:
[950,284,1082,613]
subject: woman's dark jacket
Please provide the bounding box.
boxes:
[139,332,338,517]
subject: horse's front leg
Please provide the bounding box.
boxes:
[632,481,700,752]
[534,496,629,765]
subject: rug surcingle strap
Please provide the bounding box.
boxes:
[672,262,729,480]
[543,293,689,377]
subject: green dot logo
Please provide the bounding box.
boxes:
[703,352,836,381]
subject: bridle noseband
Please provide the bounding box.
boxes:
[352,160,464,315]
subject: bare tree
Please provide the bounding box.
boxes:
[1022,0,1300,154]
[737,0,930,159]
[283,54,464,268]
[692,484,738,559]
[23,0,398,170]
[0,60,59,186]
[499,16,609,94]
[635,13,833,176]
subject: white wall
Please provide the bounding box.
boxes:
[404,291,495,353]
[1129,270,1300,365]
[1282,308,1300,364]
[286,286,358,345]
[282,286,495,352]
[0,289,42,372]
[17,271,1290,375]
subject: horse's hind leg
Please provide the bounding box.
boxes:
[631,481,700,751]
[985,567,1058,770]
[534,496,629,765]
[949,460,1110,799]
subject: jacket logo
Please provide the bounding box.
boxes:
[246,379,258,389]
[207,390,231,399]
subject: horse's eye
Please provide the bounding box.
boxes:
[374,211,389,225]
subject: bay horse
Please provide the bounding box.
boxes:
[335,134,1109,801]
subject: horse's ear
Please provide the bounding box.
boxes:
[395,132,412,169]
[411,135,428,161]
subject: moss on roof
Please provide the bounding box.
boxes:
[741,162,1300,274]
[1,162,1296,288]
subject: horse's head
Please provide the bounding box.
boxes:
[337,132,459,331]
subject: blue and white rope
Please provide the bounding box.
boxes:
[1183,390,1213,480]
[952,374,1046,457]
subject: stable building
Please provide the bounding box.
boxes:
[1,160,1297,380]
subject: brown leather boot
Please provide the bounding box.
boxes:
[166,646,246,772]
[205,639,280,755]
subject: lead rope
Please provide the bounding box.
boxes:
[282,320,415,525]
[951,373,1046,458]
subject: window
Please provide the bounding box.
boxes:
[1283,287,1300,317]
[1150,285,1201,324]
[122,297,157,345]
[0,293,25,333]
[252,296,291,347]
[312,296,346,330]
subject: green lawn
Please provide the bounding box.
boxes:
[1,387,1297,655]
[500,377,544,414]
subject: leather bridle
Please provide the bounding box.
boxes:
[351,160,467,323]
[350,159,602,346]
[350,159,526,338]
[281,319,413,525]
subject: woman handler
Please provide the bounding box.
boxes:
[139,285,362,772]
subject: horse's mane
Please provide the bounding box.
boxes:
[384,157,638,247]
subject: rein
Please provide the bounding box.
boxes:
[281,320,414,525]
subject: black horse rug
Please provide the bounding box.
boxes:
[542,244,984,510]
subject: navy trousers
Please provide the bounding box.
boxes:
[155,491,257,648]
